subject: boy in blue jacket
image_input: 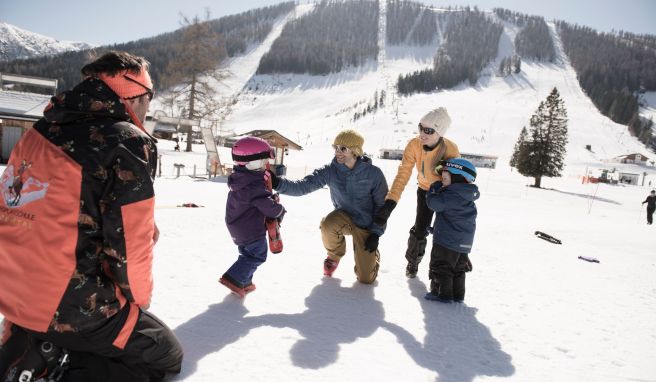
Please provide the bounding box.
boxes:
[425,158,479,302]
[220,137,286,298]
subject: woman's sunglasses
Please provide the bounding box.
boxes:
[332,144,351,153]
[418,123,436,135]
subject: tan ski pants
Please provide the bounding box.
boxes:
[320,210,380,284]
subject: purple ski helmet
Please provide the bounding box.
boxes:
[232,136,274,168]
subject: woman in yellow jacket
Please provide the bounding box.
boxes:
[374,108,460,277]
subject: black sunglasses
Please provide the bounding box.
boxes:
[332,144,350,153]
[123,75,154,101]
[418,123,436,135]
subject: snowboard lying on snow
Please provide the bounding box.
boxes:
[534,231,562,244]
[534,231,600,263]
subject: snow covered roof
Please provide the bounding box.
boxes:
[236,130,303,151]
[0,89,51,119]
[613,153,650,161]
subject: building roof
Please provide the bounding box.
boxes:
[0,90,51,119]
[236,130,303,151]
[614,153,650,161]
[461,152,499,159]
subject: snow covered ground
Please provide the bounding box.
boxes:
[2,4,656,382]
[144,137,655,382]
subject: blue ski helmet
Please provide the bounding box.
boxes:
[440,158,477,183]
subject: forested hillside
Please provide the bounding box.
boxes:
[558,22,656,146]
[0,2,294,92]
[386,0,437,45]
[256,0,379,75]
[397,7,502,94]
[494,8,555,62]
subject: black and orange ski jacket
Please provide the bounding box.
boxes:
[0,77,157,349]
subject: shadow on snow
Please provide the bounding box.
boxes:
[172,277,514,381]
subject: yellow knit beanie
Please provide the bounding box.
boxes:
[334,129,364,157]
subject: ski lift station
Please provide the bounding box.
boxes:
[378,148,498,169]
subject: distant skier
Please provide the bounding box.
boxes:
[642,190,656,225]
[372,107,460,278]
[267,130,388,284]
[424,158,479,303]
[220,136,286,298]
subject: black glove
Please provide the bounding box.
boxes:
[266,169,280,189]
[364,233,380,252]
[429,181,443,193]
[373,199,397,226]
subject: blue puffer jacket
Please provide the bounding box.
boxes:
[276,156,388,235]
[426,181,480,253]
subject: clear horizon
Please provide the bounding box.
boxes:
[1,0,655,46]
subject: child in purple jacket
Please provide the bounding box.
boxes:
[220,137,285,298]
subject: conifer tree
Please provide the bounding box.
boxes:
[509,126,528,168]
[164,10,227,152]
[516,87,568,187]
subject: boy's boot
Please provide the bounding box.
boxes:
[425,273,454,303]
[323,257,339,277]
[436,274,454,301]
[404,228,427,278]
[453,272,466,302]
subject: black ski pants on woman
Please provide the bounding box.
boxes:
[405,188,435,266]
[28,305,183,382]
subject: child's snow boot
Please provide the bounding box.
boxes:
[219,276,256,298]
[453,272,466,303]
[323,257,339,277]
[424,276,453,303]
[243,283,257,294]
[424,292,453,303]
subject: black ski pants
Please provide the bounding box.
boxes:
[647,206,655,224]
[405,188,434,264]
[429,243,472,301]
[27,305,183,382]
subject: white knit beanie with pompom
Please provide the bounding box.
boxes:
[419,107,451,136]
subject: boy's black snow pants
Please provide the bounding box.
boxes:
[647,206,655,224]
[27,305,183,382]
[429,243,472,301]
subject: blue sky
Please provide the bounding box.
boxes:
[1,0,655,45]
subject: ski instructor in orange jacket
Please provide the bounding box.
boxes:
[373,108,460,278]
[0,51,182,381]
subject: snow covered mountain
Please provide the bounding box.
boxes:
[188,3,650,172]
[0,22,93,61]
